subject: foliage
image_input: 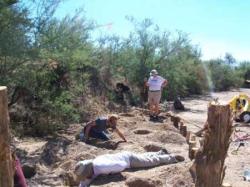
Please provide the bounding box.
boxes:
[206,58,244,91]
[235,62,250,88]
[1,2,248,136]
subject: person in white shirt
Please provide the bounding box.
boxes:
[74,150,184,187]
[146,69,168,120]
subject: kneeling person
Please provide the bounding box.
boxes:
[83,114,127,142]
[74,150,184,187]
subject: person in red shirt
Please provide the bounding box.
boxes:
[12,152,28,187]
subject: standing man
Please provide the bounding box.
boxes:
[146,69,168,121]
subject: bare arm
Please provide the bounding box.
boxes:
[162,79,168,88]
[84,121,96,140]
[144,77,149,87]
[114,128,127,142]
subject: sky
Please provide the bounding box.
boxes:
[53,0,250,61]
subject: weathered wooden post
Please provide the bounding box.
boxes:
[192,103,233,187]
[190,147,199,160]
[186,131,192,143]
[180,121,187,137]
[171,116,180,128]
[0,86,14,187]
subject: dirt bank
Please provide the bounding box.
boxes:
[15,89,250,187]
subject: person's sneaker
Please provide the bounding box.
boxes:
[149,115,154,121]
[153,115,159,121]
[159,148,169,154]
[174,155,185,162]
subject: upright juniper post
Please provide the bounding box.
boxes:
[0,86,14,187]
[193,103,233,187]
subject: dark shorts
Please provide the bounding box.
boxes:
[89,130,110,141]
[84,126,110,141]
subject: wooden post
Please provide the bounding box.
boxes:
[193,104,233,187]
[170,116,174,122]
[189,141,197,160]
[180,121,184,128]
[190,134,196,141]
[182,125,187,137]
[180,122,187,137]
[172,116,180,128]
[186,131,191,143]
[199,138,204,147]
[0,86,14,187]
[189,147,199,160]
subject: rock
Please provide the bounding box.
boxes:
[126,176,162,187]
[134,129,151,135]
[41,137,71,165]
[22,164,36,178]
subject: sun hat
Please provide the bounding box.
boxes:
[150,69,158,76]
[74,160,93,179]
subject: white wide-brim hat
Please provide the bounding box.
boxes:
[150,69,158,76]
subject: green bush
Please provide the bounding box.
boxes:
[1,2,248,136]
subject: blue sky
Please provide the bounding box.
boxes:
[53,0,250,61]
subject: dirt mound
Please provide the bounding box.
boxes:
[157,131,186,144]
[166,165,195,187]
[143,144,164,152]
[126,176,162,187]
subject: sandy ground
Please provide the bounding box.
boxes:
[173,88,250,187]
[15,89,250,187]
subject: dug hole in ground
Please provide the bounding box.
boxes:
[15,89,250,187]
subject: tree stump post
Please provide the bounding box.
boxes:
[186,131,192,143]
[0,86,14,187]
[171,116,180,128]
[180,122,187,137]
[193,104,233,187]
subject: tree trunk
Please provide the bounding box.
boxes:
[194,104,233,187]
[0,86,14,187]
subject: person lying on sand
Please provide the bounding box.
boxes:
[74,150,184,187]
[82,114,127,143]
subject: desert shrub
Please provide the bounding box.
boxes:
[1,2,248,136]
